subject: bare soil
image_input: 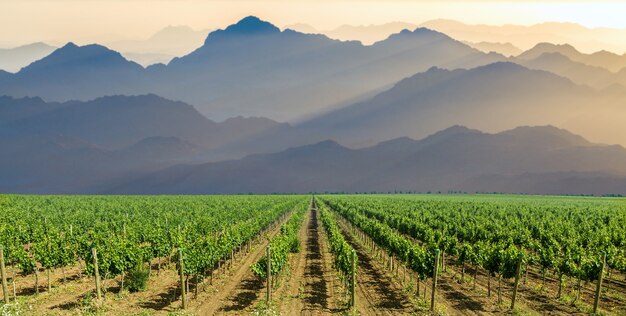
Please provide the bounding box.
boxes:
[192,212,294,315]
[336,218,419,315]
[276,206,342,315]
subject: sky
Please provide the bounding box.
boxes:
[2,0,626,46]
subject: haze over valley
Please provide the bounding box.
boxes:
[3,3,626,316]
[1,10,626,195]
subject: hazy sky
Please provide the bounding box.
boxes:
[2,0,626,46]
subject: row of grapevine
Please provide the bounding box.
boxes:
[318,202,355,276]
[317,201,358,307]
[0,195,307,304]
[321,195,625,311]
[319,199,437,288]
[252,199,308,279]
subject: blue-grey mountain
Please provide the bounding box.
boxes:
[110,126,626,195]
[0,42,56,73]
[299,62,626,147]
[0,16,504,121]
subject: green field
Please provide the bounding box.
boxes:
[0,194,624,315]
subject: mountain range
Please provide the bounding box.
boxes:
[1,16,626,195]
[106,25,210,66]
[287,20,626,55]
[1,91,625,195]
[299,62,626,147]
[0,94,289,150]
[465,41,522,57]
[0,16,504,121]
[419,19,626,54]
[286,22,419,45]
[6,19,626,74]
[0,42,56,73]
[109,126,626,195]
[0,94,293,193]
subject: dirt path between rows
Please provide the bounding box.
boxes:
[337,220,416,315]
[328,202,494,316]
[346,205,625,315]
[443,260,583,315]
[193,212,293,315]
[277,206,311,314]
[279,206,343,315]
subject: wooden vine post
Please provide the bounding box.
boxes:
[430,249,440,312]
[1,245,9,304]
[593,252,607,314]
[511,257,522,310]
[266,245,272,304]
[350,249,357,309]
[91,248,102,300]
[178,248,187,309]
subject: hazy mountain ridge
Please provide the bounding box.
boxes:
[0,94,290,150]
[515,52,626,89]
[518,43,626,72]
[420,19,626,54]
[0,94,215,148]
[0,42,57,73]
[298,61,626,146]
[107,25,210,66]
[0,95,67,124]
[286,20,626,56]
[0,134,199,193]
[0,16,505,121]
[109,125,626,195]
[287,22,419,45]
[2,16,626,195]
[0,93,299,193]
[1,43,150,100]
[465,41,522,57]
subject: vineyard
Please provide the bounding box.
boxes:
[0,194,625,315]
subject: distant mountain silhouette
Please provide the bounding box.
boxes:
[0,94,291,150]
[2,92,626,194]
[0,95,66,124]
[0,94,221,148]
[515,52,625,89]
[420,19,626,54]
[0,16,504,121]
[0,134,200,193]
[465,41,522,57]
[109,126,626,195]
[285,22,420,45]
[518,43,581,60]
[219,16,280,35]
[0,42,56,73]
[162,18,504,120]
[284,23,319,34]
[518,43,626,72]
[1,43,148,100]
[0,94,297,193]
[328,22,419,45]
[299,61,626,147]
[288,19,626,55]
[108,25,209,66]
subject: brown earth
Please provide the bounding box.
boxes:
[192,212,294,315]
[278,206,345,315]
[336,217,420,315]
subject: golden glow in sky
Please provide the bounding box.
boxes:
[1,1,626,46]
